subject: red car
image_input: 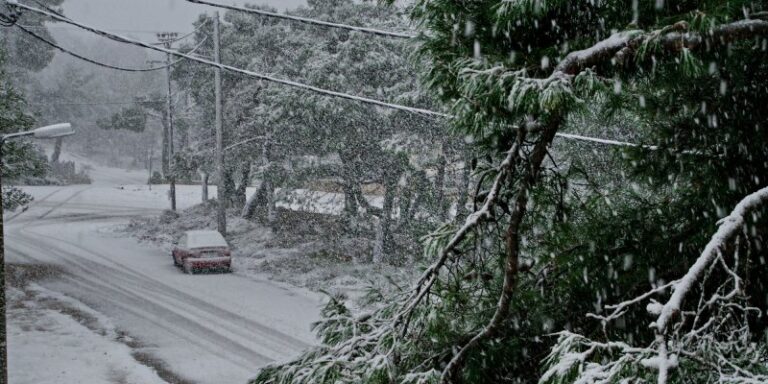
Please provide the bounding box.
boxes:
[172,230,232,274]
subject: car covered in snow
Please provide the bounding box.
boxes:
[172,230,231,274]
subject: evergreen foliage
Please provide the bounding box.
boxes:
[252,1,768,383]
[174,0,456,261]
[0,48,47,211]
[97,104,148,133]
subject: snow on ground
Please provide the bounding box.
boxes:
[124,200,414,301]
[7,267,168,384]
[6,156,325,384]
[275,187,384,215]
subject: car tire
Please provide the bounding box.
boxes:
[183,261,194,275]
[173,254,180,267]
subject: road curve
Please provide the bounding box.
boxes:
[6,182,322,384]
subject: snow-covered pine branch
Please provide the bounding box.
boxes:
[653,188,768,333]
[393,135,525,333]
[441,115,564,382]
[541,186,768,384]
[556,20,768,75]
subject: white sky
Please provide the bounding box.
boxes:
[60,0,307,35]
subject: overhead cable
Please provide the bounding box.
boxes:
[27,100,166,106]
[184,0,415,39]
[18,24,195,34]
[12,2,650,149]
[30,0,63,16]
[12,2,446,117]
[555,133,657,149]
[17,23,210,72]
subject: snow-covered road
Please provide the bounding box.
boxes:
[6,163,322,384]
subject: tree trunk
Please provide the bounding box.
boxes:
[243,141,275,222]
[372,216,384,264]
[404,171,428,225]
[373,169,397,264]
[241,180,263,219]
[456,147,472,221]
[435,140,448,221]
[339,150,359,218]
[398,182,413,228]
[265,178,276,224]
[343,182,358,216]
[161,117,169,177]
[51,138,63,163]
[441,116,563,383]
[222,167,236,208]
[234,163,250,209]
[262,139,276,224]
[201,171,209,202]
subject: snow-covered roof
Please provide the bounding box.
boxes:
[185,230,228,249]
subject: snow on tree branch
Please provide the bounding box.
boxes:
[393,132,526,334]
[556,19,768,76]
[541,186,768,384]
[441,115,564,382]
[653,187,768,334]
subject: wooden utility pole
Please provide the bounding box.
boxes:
[0,141,6,384]
[157,32,178,211]
[213,12,226,235]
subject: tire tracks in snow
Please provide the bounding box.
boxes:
[36,187,90,220]
[12,222,312,354]
[6,193,318,382]
[4,187,67,223]
[6,251,196,384]
[7,237,275,378]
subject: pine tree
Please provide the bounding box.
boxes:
[0,48,47,210]
[252,1,768,383]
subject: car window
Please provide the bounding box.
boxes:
[179,235,187,248]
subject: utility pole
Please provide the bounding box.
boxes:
[157,32,178,211]
[214,12,226,236]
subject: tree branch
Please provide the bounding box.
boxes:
[441,114,564,383]
[393,130,527,335]
[651,185,768,384]
[556,19,768,75]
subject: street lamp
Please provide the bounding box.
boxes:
[2,123,75,141]
[0,122,74,382]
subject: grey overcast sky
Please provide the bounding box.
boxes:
[61,0,307,34]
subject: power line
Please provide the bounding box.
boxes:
[555,133,657,149]
[29,0,63,17]
[17,23,210,72]
[11,2,649,150]
[184,0,415,39]
[12,2,446,118]
[17,24,195,34]
[28,100,166,106]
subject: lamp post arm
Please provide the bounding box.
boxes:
[1,131,35,142]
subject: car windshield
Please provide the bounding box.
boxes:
[186,231,228,249]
